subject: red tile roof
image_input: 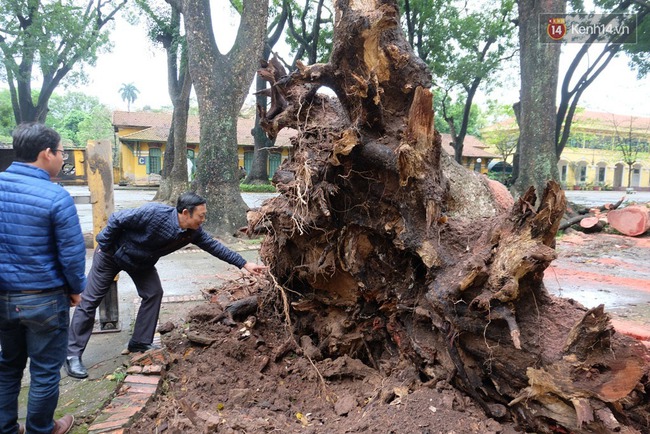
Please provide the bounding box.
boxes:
[485,110,650,133]
[440,133,497,158]
[112,111,295,147]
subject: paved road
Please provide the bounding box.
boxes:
[564,189,650,206]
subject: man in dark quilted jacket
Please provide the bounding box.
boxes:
[0,123,85,434]
[66,192,266,379]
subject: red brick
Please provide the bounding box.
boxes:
[124,383,157,394]
[88,418,130,431]
[104,406,141,421]
[142,365,163,374]
[125,374,160,385]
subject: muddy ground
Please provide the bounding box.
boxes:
[125,230,650,434]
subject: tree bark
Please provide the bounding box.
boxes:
[252,0,650,432]
[513,0,564,201]
[176,0,268,237]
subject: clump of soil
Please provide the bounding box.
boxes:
[125,282,519,434]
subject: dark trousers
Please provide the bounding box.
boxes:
[67,248,163,358]
[0,290,69,434]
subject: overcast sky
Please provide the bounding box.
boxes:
[74,10,650,118]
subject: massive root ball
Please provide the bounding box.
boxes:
[248,0,650,432]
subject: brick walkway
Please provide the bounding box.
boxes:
[86,294,200,433]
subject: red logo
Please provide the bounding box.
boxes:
[547,17,566,40]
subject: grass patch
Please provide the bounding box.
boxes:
[239,183,277,193]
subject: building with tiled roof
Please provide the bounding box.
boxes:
[482,110,650,190]
[112,111,295,186]
[439,133,497,173]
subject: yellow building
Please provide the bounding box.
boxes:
[111,111,294,186]
[482,110,650,190]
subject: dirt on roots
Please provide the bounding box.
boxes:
[125,231,650,434]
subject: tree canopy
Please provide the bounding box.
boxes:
[46,91,113,146]
[0,0,127,123]
[399,0,518,163]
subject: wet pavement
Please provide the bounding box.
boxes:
[564,189,650,206]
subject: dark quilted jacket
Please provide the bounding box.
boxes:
[95,202,246,273]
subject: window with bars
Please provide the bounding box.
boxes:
[148,148,162,175]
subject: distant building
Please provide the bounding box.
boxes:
[112,111,295,186]
[482,110,650,190]
[439,133,497,174]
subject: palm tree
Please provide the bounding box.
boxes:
[119,83,140,112]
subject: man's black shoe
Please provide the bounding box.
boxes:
[65,357,88,379]
[127,341,161,353]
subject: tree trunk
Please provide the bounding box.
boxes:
[176,0,268,237]
[513,0,564,201]
[246,70,273,185]
[155,3,192,204]
[252,0,650,432]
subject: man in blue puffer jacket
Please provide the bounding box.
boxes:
[0,123,86,434]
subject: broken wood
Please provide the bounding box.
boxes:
[251,0,650,432]
[607,205,650,236]
[224,295,259,319]
[186,331,217,346]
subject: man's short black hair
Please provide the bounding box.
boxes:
[176,192,207,215]
[12,123,61,163]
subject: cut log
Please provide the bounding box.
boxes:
[578,216,604,233]
[559,196,625,231]
[607,205,650,236]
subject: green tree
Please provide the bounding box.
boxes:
[0,0,127,124]
[76,105,113,145]
[401,0,518,163]
[119,83,140,112]
[483,102,517,183]
[612,115,649,188]
[285,0,334,67]
[46,91,112,146]
[0,89,14,140]
[432,90,484,138]
[167,0,268,237]
[134,0,193,202]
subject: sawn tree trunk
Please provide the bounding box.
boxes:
[250,0,650,432]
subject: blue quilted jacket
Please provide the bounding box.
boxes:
[0,162,87,293]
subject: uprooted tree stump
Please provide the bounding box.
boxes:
[249,0,650,432]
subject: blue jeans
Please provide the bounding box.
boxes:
[0,290,69,434]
